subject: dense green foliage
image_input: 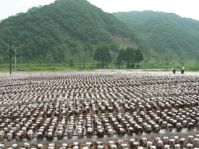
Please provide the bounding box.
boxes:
[114,11,199,63]
[117,48,143,68]
[2,1,198,69]
[0,0,136,64]
[94,45,112,67]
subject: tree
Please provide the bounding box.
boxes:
[135,49,143,62]
[116,47,144,69]
[135,49,144,67]
[125,47,136,68]
[116,49,126,68]
[45,53,55,65]
[77,48,86,69]
[94,45,112,68]
[0,55,3,64]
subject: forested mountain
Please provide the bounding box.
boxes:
[0,0,136,64]
[1,1,198,66]
[114,11,199,63]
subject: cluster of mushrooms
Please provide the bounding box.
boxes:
[0,71,198,147]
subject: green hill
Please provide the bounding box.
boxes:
[0,0,136,64]
[114,11,199,63]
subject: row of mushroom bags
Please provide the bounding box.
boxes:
[1,134,199,148]
[0,72,198,144]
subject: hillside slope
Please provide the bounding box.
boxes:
[114,11,199,63]
[0,0,136,64]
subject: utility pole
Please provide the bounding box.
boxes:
[14,48,16,71]
[10,40,12,75]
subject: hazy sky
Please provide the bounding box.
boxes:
[0,0,199,21]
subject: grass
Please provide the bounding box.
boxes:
[0,62,198,72]
[0,64,81,72]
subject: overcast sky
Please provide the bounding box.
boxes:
[0,0,199,21]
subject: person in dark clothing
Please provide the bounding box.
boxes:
[172,68,176,74]
[181,66,184,74]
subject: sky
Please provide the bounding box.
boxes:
[0,0,199,21]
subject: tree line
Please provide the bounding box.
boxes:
[93,46,143,68]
